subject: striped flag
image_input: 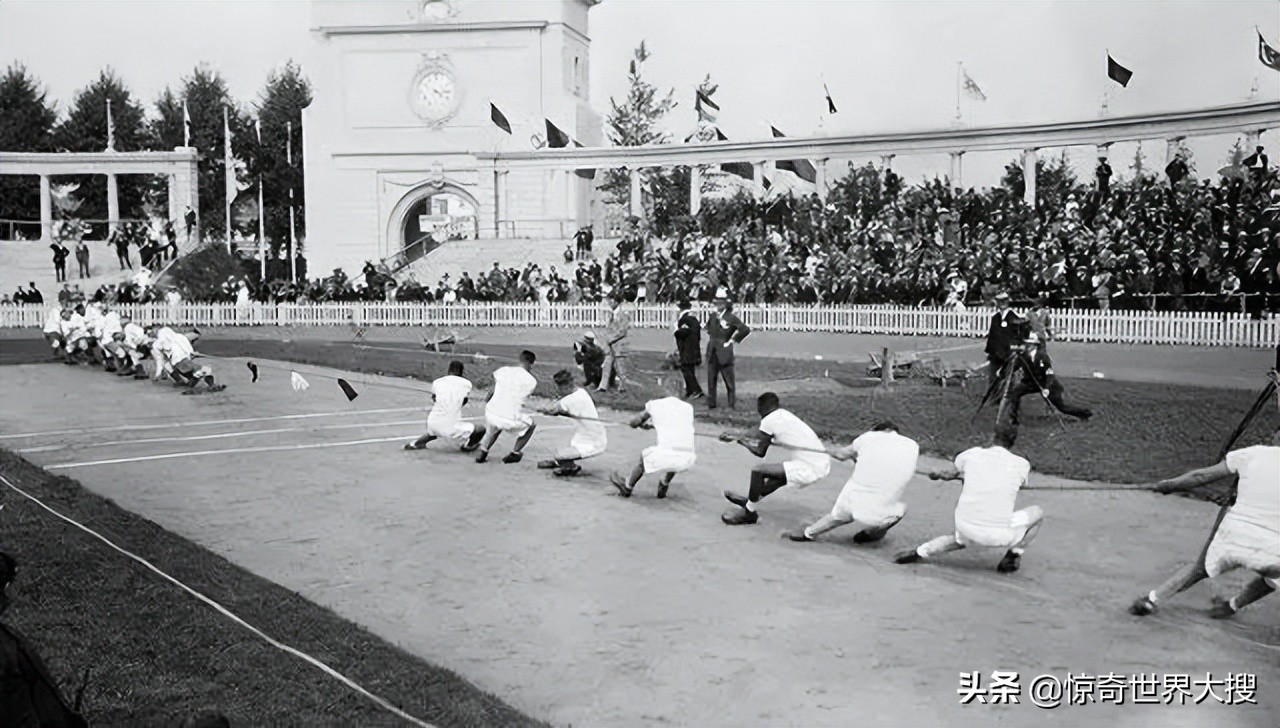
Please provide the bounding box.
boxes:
[1260,31,1280,72]
[182,101,192,147]
[695,90,719,123]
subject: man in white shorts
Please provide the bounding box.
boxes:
[611,376,696,499]
[94,303,122,370]
[150,325,225,393]
[895,423,1043,573]
[118,315,151,378]
[783,421,920,544]
[475,350,538,464]
[404,360,485,452]
[42,307,66,361]
[59,306,90,364]
[721,392,831,525]
[538,369,607,477]
[1130,428,1279,619]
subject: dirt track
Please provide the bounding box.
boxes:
[2,361,1275,727]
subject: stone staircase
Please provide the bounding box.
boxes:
[399,236,619,286]
[0,241,141,302]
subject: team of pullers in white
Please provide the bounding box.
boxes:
[403,352,1278,620]
[41,303,225,394]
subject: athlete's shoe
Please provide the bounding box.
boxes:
[852,529,885,544]
[1208,597,1236,620]
[537,459,558,469]
[1129,596,1157,616]
[894,549,923,565]
[721,507,758,526]
[404,442,426,451]
[610,473,633,498]
[996,550,1022,573]
[208,384,226,393]
[474,450,489,464]
[723,490,748,508]
[501,452,523,464]
[553,464,582,477]
[782,530,813,542]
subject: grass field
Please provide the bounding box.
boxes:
[0,448,544,727]
[181,336,1279,491]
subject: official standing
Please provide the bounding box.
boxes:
[674,300,704,399]
[984,291,1024,386]
[705,287,751,409]
[598,290,631,394]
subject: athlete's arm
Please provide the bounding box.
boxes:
[628,411,651,428]
[828,444,858,462]
[1152,462,1233,493]
[928,465,962,481]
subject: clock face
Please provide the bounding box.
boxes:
[412,70,457,123]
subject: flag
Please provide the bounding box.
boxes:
[961,70,987,101]
[716,128,728,141]
[246,361,259,382]
[695,90,720,123]
[768,127,817,183]
[182,101,192,147]
[771,125,785,139]
[545,119,570,148]
[1260,31,1280,72]
[823,83,838,114]
[290,371,310,391]
[1107,54,1133,87]
[490,103,512,133]
[721,161,754,179]
[337,378,359,401]
[106,99,115,150]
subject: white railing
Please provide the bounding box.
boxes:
[1,303,1276,348]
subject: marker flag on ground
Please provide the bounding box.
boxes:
[290,371,310,392]
[1107,54,1133,87]
[490,103,512,134]
[337,379,359,401]
[823,83,838,114]
[545,119,571,148]
[246,361,259,382]
[1260,31,1280,72]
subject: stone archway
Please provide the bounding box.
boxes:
[386,181,480,266]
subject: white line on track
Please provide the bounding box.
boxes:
[0,406,423,440]
[16,419,428,453]
[46,435,414,470]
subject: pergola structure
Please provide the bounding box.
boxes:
[476,100,1280,235]
[0,147,199,242]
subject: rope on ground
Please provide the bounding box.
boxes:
[0,472,436,728]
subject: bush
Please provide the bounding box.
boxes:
[160,244,244,300]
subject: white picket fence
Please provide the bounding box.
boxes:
[1,302,1276,348]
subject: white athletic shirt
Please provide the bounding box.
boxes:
[43,308,62,334]
[83,307,103,335]
[122,323,148,348]
[486,366,537,422]
[428,375,472,426]
[953,446,1031,531]
[760,408,829,472]
[98,311,122,340]
[154,327,194,364]
[1223,445,1280,535]
[59,313,86,338]
[647,397,695,452]
[557,388,607,453]
[841,430,920,510]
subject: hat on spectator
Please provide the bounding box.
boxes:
[713,287,730,301]
[583,331,595,339]
[677,299,691,311]
[995,291,1010,301]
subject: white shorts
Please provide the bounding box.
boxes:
[427,420,475,441]
[831,491,907,528]
[782,459,830,488]
[642,446,696,474]
[956,506,1043,549]
[557,443,606,461]
[486,412,533,433]
[1204,518,1280,584]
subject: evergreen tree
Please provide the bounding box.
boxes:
[52,68,150,235]
[0,63,58,238]
[253,60,312,257]
[600,42,677,208]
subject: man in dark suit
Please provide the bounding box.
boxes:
[674,300,703,399]
[1095,157,1112,200]
[1002,333,1093,425]
[705,287,751,409]
[984,291,1025,387]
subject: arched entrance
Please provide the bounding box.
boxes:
[388,182,479,269]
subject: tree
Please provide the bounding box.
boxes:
[52,68,150,236]
[600,42,677,207]
[253,61,313,257]
[0,63,58,238]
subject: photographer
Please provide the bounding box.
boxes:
[1001,332,1093,426]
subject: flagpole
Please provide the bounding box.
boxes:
[955,62,962,123]
[287,120,297,285]
[223,106,232,253]
[256,119,266,284]
[106,99,115,151]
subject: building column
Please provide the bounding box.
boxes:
[628,168,643,219]
[689,165,702,216]
[106,173,119,237]
[752,161,766,198]
[815,159,829,200]
[1165,137,1184,164]
[1022,148,1037,208]
[1244,129,1262,149]
[493,169,505,238]
[880,154,895,170]
[39,174,53,242]
[1095,143,1110,160]
[948,152,964,187]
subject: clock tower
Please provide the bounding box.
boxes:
[302,0,603,277]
